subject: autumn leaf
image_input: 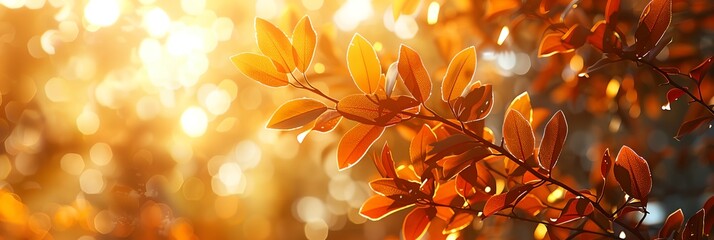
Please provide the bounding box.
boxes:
[337,124,385,170]
[507,92,533,123]
[267,98,327,130]
[605,0,621,24]
[690,57,713,83]
[613,146,652,201]
[347,34,382,94]
[454,83,493,122]
[374,142,398,179]
[681,209,704,240]
[538,33,574,57]
[292,16,317,72]
[658,209,684,239]
[443,211,474,234]
[515,195,546,217]
[554,197,594,224]
[600,149,612,180]
[360,195,414,220]
[633,0,672,56]
[369,178,421,197]
[485,0,519,19]
[538,111,568,171]
[385,62,399,97]
[664,88,687,109]
[402,207,434,240]
[410,124,436,175]
[704,196,714,236]
[503,109,535,161]
[675,104,714,140]
[311,110,342,133]
[561,24,589,49]
[398,45,432,103]
[392,0,421,20]
[428,134,480,162]
[255,18,297,73]
[336,94,420,126]
[437,147,492,179]
[442,46,476,102]
[588,21,624,54]
[483,184,534,217]
[230,53,289,87]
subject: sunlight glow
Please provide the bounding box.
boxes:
[427,1,440,25]
[181,107,208,137]
[84,0,120,27]
[497,26,509,45]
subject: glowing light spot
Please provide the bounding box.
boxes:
[89,142,112,166]
[44,77,68,102]
[218,162,243,188]
[333,0,373,31]
[534,223,547,239]
[497,51,516,70]
[609,117,621,132]
[60,153,84,176]
[302,0,324,10]
[547,187,564,203]
[296,197,327,222]
[94,210,115,234]
[484,186,492,193]
[204,89,232,115]
[142,8,170,37]
[256,0,279,19]
[136,96,161,120]
[180,0,204,15]
[606,79,621,98]
[427,1,440,25]
[297,130,310,143]
[84,0,121,27]
[570,55,584,72]
[497,26,509,45]
[373,42,383,52]
[76,108,100,135]
[313,63,325,74]
[446,232,459,240]
[394,16,418,39]
[180,107,208,137]
[79,169,104,194]
[619,231,626,239]
[304,220,329,240]
[212,17,234,41]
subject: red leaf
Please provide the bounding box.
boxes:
[605,0,621,24]
[515,194,546,217]
[483,184,534,217]
[503,109,535,161]
[410,124,437,176]
[442,46,476,102]
[600,149,612,180]
[359,195,414,220]
[437,147,492,179]
[675,104,714,140]
[538,111,568,171]
[267,98,327,130]
[374,142,398,178]
[554,197,594,224]
[538,33,575,57]
[456,163,496,204]
[658,209,684,239]
[398,45,432,103]
[311,110,342,133]
[454,83,494,122]
[613,146,652,201]
[428,134,480,162]
[402,207,435,240]
[690,57,713,83]
[633,0,672,56]
[681,209,705,240]
[433,180,464,207]
[337,124,385,170]
[336,94,420,126]
[588,21,624,54]
[704,196,714,236]
[561,24,589,49]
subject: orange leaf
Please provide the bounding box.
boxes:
[402,207,434,240]
[428,134,479,163]
[483,184,533,217]
[507,92,533,123]
[675,104,714,140]
[410,124,436,176]
[374,142,398,179]
[441,46,476,102]
[605,0,621,24]
[255,18,297,73]
[515,195,546,217]
[392,0,421,20]
[230,53,289,87]
[561,25,589,48]
[311,110,342,133]
[347,34,382,94]
[538,110,568,171]
[588,21,624,53]
[454,83,494,122]
[554,197,594,224]
[443,211,474,234]
[633,0,672,56]
[398,45,432,103]
[600,148,612,180]
[336,94,419,126]
[613,146,652,201]
[681,209,704,240]
[437,147,491,179]
[503,109,535,161]
[267,98,327,130]
[369,178,421,197]
[658,209,684,239]
[485,0,519,19]
[337,124,385,170]
[359,195,414,220]
[292,16,317,72]
[456,163,496,204]
[538,33,575,57]
[690,57,713,83]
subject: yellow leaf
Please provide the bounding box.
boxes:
[347,34,382,94]
[292,16,317,73]
[230,53,289,87]
[442,46,476,102]
[267,98,327,130]
[255,18,297,73]
[508,92,533,123]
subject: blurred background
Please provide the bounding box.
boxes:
[0,0,712,239]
